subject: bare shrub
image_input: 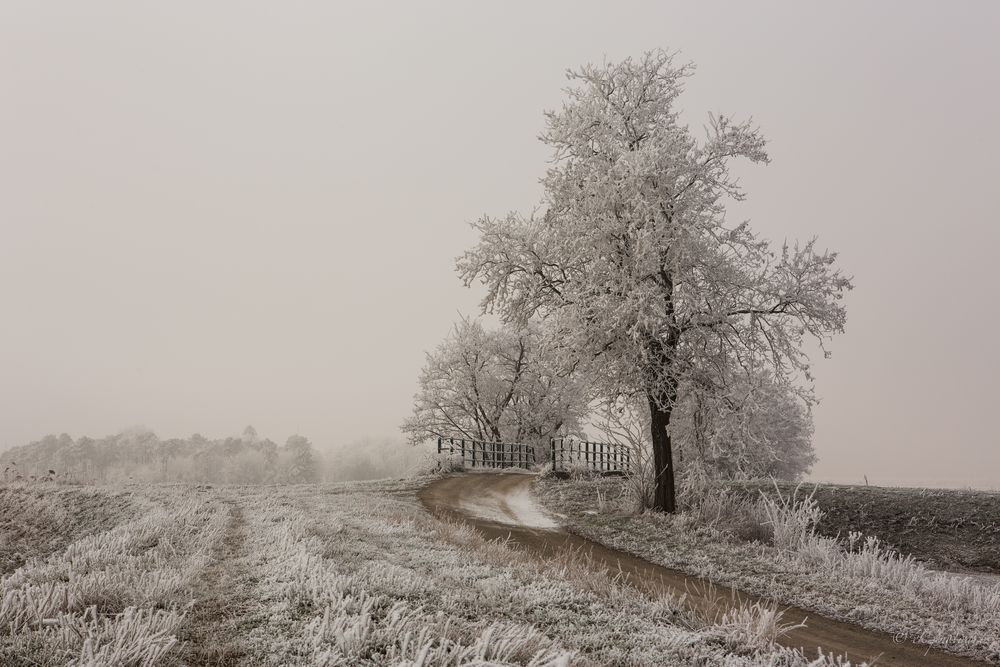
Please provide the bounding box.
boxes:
[709,600,805,653]
[413,451,465,476]
[757,483,823,551]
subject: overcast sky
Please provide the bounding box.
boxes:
[2,1,998,488]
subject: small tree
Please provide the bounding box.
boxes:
[673,369,815,483]
[402,318,586,446]
[459,51,850,511]
[282,435,320,483]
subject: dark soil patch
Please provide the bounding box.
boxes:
[736,482,1000,574]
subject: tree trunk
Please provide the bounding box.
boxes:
[648,384,678,513]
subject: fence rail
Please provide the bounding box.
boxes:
[437,437,536,470]
[549,438,630,474]
[437,436,630,475]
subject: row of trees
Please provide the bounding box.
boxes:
[1,426,321,484]
[403,320,816,483]
[404,51,850,511]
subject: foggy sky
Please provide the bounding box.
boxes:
[2,1,998,488]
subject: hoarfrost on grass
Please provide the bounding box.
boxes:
[2,478,862,665]
[537,476,1000,663]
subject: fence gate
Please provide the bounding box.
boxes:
[549,438,630,474]
[437,437,536,470]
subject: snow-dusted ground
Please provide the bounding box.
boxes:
[535,476,1000,665]
[458,474,560,529]
[3,478,868,666]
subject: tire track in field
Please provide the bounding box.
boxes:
[176,499,251,667]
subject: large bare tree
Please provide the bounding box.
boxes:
[458,51,850,511]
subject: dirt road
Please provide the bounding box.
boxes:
[419,472,991,666]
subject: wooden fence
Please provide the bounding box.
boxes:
[436,436,631,475]
[437,437,536,470]
[549,438,630,474]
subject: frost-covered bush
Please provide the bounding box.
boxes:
[680,483,773,544]
[709,601,805,653]
[757,483,823,551]
[413,451,466,476]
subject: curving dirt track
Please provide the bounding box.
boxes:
[419,472,991,666]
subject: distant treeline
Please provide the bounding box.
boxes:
[0,427,431,485]
[1,426,320,484]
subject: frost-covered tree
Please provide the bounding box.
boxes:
[596,368,815,509]
[401,318,586,446]
[281,434,320,483]
[673,369,815,483]
[1,428,294,484]
[458,51,850,511]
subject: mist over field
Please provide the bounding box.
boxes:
[2,1,999,490]
[0,427,432,485]
[2,4,1000,666]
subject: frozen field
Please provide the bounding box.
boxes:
[2,475,999,666]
